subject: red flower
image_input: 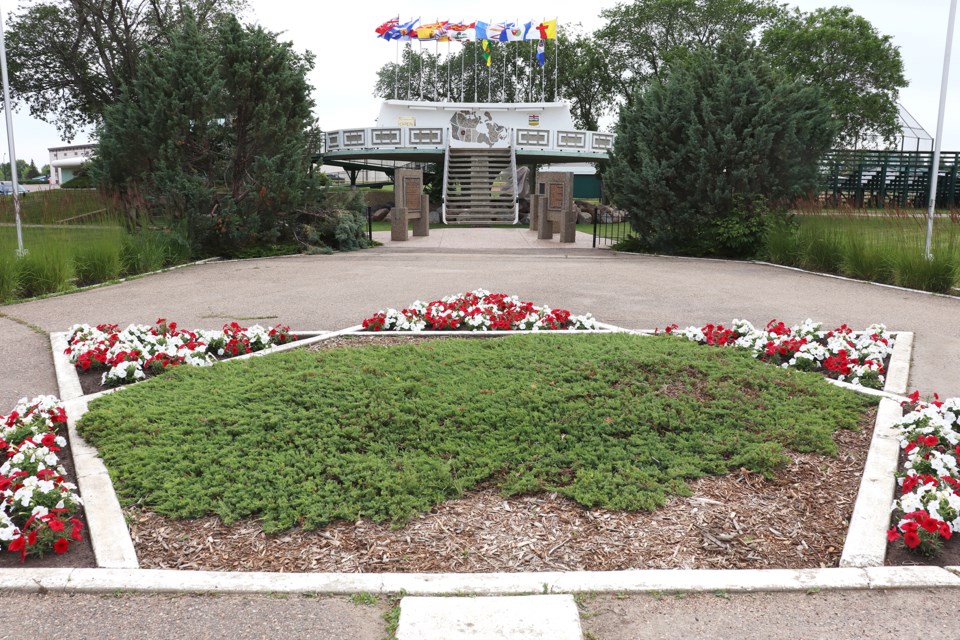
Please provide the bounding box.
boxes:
[887,528,900,542]
[53,538,70,554]
[70,519,84,541]
[7,536,24,552]
[47,518,65,533]
[940,523,953,540]
[922,435,939,447]
[903,532,922,549]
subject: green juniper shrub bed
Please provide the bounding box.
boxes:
[77,334,873,533]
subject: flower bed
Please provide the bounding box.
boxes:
[0,396,84,561]
[361,290,598,332]
[64,319,296,388]
[888,392,960,556]
[662,319,894,390]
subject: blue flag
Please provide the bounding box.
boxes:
[475,21,488,41]
[536,40,546,67]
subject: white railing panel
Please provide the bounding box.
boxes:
[372,128,402,146]
[516,128,550,149]
[341,129,369,148]
[591,133,615,152]
[557,130,587,150]
[407,127,444,147]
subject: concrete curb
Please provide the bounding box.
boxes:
[63,396,139,569]
[839,398,902,568]
[50,332,83,402]
[884,331,913,396]
[0,565,958,596]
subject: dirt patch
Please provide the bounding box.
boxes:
[0,435,97,569]
[127,407,876,573]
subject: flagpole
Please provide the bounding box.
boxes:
[926,0,958,259]
[474,42,477,102]
[406,43,411,100]
[434,38,439,102]
[501,40,506,102]
[394,38,399,99]
[554,22,559,101]
[528,40,533,102]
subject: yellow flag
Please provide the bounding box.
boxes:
[541,19,557,40]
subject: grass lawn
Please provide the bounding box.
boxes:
[0,189,121,225]
[0,224,126,258]
[78,334,872,533]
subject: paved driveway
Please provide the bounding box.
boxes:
[1,233,956,407]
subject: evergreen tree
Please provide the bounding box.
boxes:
[606,38,834,258]
[93,13,316,254]
[26,160,40,180]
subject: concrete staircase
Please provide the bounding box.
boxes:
[442,147,519,225]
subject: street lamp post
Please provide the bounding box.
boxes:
[926,0,959,259]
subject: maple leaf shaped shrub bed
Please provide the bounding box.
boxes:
[77,333,872,533]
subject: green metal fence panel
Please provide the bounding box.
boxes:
[819,150,960,208]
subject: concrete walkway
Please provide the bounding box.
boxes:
[2,229,960,637]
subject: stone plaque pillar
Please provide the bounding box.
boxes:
[534,172,576,243]
[391,169,430,241]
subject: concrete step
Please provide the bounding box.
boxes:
[396,595,582,640]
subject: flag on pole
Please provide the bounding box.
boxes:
[475,21,489,41]
[497,22,515,42]
[482,39,492,66]
[537,19,557,40]
[376,17,399,38]
[505,25,525,42]
[386,18,419,40]
[536,40,546,66]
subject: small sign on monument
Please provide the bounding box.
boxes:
[398,116,416,126]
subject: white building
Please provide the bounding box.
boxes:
[48,143,96,186]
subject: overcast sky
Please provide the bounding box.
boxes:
[2,0,958,166]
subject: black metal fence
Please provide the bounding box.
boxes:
[592,210,635,248]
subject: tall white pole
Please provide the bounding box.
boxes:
[0,4,23,256]
[926,0,958,259]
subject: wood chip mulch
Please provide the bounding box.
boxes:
[129,406,876,573]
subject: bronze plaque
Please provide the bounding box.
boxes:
[403,177,422,213]
[547,183,565,212]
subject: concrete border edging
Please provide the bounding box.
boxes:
[839,397,903,568]
[63,396,139,569]
[0,565,958,596]
[884,331,913,396]
[50,332,84,402]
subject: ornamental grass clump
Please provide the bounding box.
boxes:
[15,246,73,298]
